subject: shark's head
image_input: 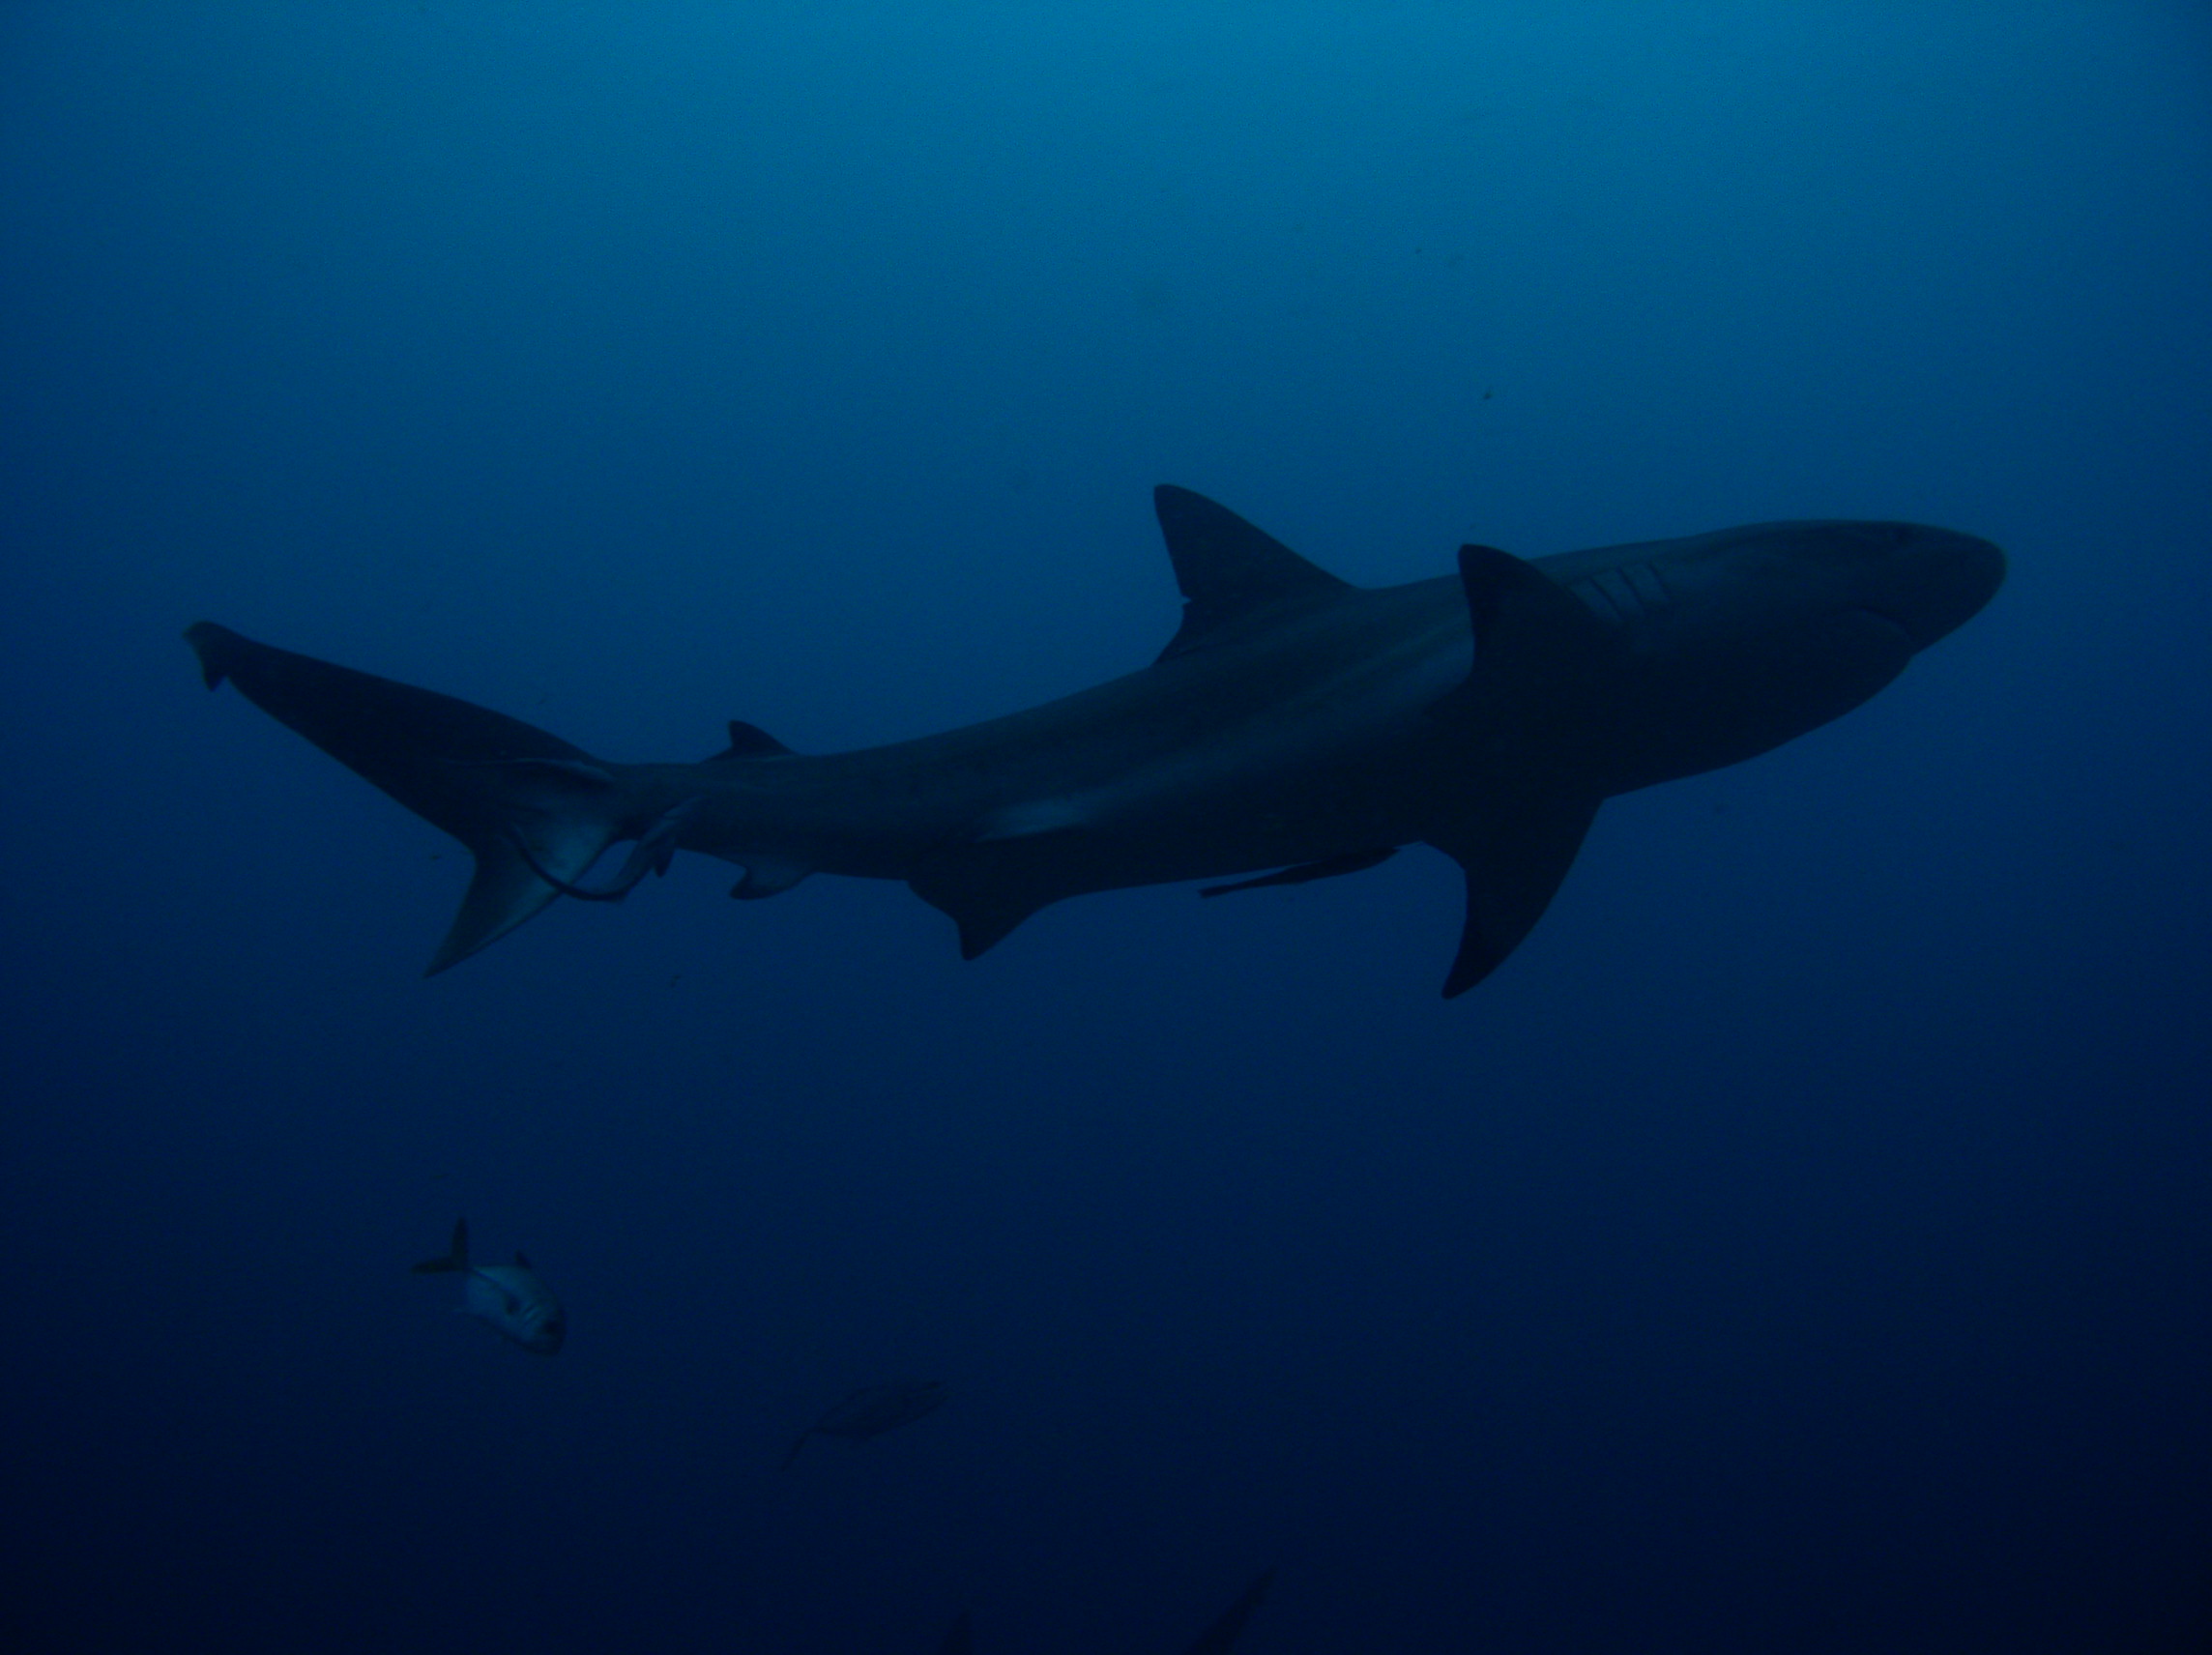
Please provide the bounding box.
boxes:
[1553,519,2006,791]
[1801,519,2008,652]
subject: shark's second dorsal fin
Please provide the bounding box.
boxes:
[1151,486,1352,660]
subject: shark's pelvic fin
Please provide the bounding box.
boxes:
[907,853,1057,960]
[185,623,644,974]
[1151,485,1353,660]
[1421,546,1624,996]
[729,855,812,899]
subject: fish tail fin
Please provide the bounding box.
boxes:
[185,623,668,973]
[411,1217,469,1274]
[777,1432,811,1471]
[935,1609,975,1655]
[1178,1566,1276,1655]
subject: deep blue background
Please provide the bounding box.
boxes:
[4,6,2208,1651]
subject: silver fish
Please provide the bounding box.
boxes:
[411,1217,565,1355]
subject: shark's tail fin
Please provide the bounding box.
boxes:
[412,1217,470,1275]
[777,1431,813,1472]
[1178,1567,1276,1655]
[186,623,670,973]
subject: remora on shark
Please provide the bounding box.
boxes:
[186,486,2003,996]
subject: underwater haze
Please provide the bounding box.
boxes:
[4,4,2209,1651]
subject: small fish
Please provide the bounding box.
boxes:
[411,1217,565,1354]
[781,1379,947,1468]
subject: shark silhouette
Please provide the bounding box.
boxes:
[933,1566,1273,1655]
[186,486,2002,995]
[781,1379,949,1470]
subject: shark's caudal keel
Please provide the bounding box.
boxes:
[186,487,2003,995]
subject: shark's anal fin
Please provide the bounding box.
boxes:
[1420,546,1624,996]
[1198,847,1397,897]
[1431,795,1601,996]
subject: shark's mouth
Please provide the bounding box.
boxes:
[1847,604,1922,653]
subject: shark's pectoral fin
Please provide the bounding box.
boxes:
[1417,543,1626,995]
[1428,793,1601,997]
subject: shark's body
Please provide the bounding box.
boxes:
[187,486,2002,995]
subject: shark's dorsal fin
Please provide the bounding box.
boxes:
[712,719,794,760]
[1152,486,1352,660]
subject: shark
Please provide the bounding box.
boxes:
[185,485,2003,996]
[932,1567,1273,1655]
[781,1379,949,1469]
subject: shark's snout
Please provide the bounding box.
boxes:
[1875,525,2007,650]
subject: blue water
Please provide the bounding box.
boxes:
[5,6,2208,1651]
